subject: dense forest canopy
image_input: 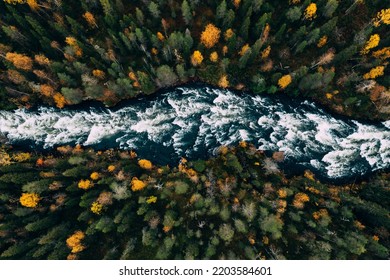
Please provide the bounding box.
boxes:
[0,0,389,119]
[0,144,389,259]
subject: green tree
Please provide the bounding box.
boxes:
[218,224,235,243]
[216,0,227,23]
[181,0,192,25]
[240,10,252,41]
[260,214,284,240]
[156,65,178,87]
[323,0,339,18]
[286,7,302,22]
[252,0,263,12]
[61,87,84,104]
[135,7,144,24]
[223,9,235,29]
[251,74,267,93]
[148,2,161,19]
[239,48,252,68]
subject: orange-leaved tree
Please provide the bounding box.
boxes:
[5,52,33,71]
[20,193,40,208]
[361,34,380,55]
[191,50,203,66]
[278,74,292,89]
[373,9,390,27]
[66,231,86,253]
[200,24,221,48]
[304,3,317,20]
[138,159,153,170]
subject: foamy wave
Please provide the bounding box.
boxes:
[0,85,389,179]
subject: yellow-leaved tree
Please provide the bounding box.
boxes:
[20,193,40,208]
[12,152,31,162]
[239,44,250,56]
[131,177,147,191]
[224,29,234,41]
[200,24,221,48]
[373,9,390,27]
[90,172,100,180]
[261,46,271,59]
[78,179,93,190]
[363,66,385,79]
[361,34,380,55]
[304,3,317,20]
[191,50,203,66]
[218,75,229,88]
[146,196,157,204]
[3,0,26,4]
[278,75,292,89]
[92,69,105,79]
[83,12,98,28]
[53,93,66,108]
[66,231,86,253]
[138,159,153,170]
[5,52,33,71]
[292,192,310,209]
[210,51,218,62]
[34,54,50,66]
[317,36,328,48]
[90,201,103,214]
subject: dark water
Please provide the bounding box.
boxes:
[0,85,389,181]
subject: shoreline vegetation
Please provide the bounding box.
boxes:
[0,1,389,120]
[0,143,389,259]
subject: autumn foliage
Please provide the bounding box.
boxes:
[90,201,103,214]
[5,52,33,71]
[53,93,66,108]
[317,36,327,48]
[361,34,380,55]
[363,66,385,80]
[83,12,98,27]
[191,50,203,66]
[292,193,310,209]
[78,179,93,190]
[107,165,116,172]
[278,75,292,89]
[20,193,40,208]
[131,177,147,191]
[200,24,221,48]
[218,75,229,88]
[146,196,157,204]
[239,44,250,56]
[373,9,390,27]
[304,3,317,20]
[138,159,153,170]
[210,51,218,62]
[90,172,100,180]
[66,231,85,253]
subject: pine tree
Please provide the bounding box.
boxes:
[323,0,339,18]
[148,2,161,19]
[181,0,192,25]
[216,0,227,23]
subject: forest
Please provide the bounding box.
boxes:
[0,144,389,259]
[0,0,389,260]
[0,0,388,119]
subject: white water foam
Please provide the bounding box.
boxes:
[0,86,389,179]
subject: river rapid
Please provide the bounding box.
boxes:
[0,85,389,181]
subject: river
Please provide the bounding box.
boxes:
[0,85,389,181]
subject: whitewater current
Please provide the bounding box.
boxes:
[0,86,389,180]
